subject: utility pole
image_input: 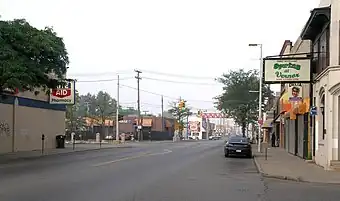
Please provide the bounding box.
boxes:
[161,95,164,132]
[178,96,181,140]
[258,44,263,152]
[142,110,149,116]
[249,43,263,153]
[116,75,120,142]
[135,69,142,141]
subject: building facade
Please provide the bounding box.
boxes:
[0,90,66,154]
[273,0,340,170]
[301,0,340,169]
[188,115,209,140]
[275,38,311,159]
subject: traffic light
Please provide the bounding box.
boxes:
[178,100,185,110]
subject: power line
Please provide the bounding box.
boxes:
[75,76,221,85]
[76,77,133,83]
[67,70,133,77]
[120,84,215,103]
[120,84,177,99]
[120,101,218,112]
[140,69,218,80]
[142,77,221,85]
[68,69,219,80]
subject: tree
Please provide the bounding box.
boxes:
[65,90,86,132]
[78,93,97,117]
[120,107,138,116]
[95,91,116,122]
[168,100,192,138]
[215,69,272,136]
[0,19,68,93]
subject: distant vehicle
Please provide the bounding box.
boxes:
[209,135,221,140]
[224,136,252,158]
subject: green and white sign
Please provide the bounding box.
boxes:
[264,58,310,83]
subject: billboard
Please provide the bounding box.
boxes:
[263,57,311,83]
[49,80,75,105]
[189,121,200,132]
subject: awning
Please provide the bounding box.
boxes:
[300,6,330,41]
[262,119,273,129]
[142,119,152,127]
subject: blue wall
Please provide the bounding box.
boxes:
[0,94,66,111]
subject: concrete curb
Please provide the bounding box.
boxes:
[253,156,340,185]
[253,155,302,182]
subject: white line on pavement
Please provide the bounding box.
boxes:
[92,149,172,167]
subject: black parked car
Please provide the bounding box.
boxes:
[224,136,252,158]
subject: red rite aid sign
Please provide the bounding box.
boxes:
[49,80,75,104]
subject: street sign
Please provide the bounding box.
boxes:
[310,106,317,116]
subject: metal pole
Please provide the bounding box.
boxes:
[258,44,263,153]
[116,75,120,142]
[135,70,142,141]
[41,134,45,155]
[186,115,189,140]
[161,95,164,132]
[73,136,75,150]
[178,97,181,140]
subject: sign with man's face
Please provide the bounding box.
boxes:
[288,83,302,102]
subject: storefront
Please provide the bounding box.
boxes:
[300,2,340,169]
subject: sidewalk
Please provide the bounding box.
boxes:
[253,146,340,184]
[0,140,196,164]
[0,142,131,164]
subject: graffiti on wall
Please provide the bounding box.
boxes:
[0,122,10,137]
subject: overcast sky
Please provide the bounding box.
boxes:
[1,0,320,114]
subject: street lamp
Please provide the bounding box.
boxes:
[249,43,263,153]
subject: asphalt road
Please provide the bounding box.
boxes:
[1,140,340,201]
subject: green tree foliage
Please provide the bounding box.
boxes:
[119,107,138,116]
[168,100,192,137]
[65,91,117,131]
[94,91,117,124]
[78,93,97,117]
[65,90,86,132]
[0,19,68,93]
[215,69,272,136]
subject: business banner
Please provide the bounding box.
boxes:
[263,58,311,83]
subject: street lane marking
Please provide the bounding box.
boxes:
[92,149,172,167]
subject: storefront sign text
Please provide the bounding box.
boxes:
[264,58,310,83]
